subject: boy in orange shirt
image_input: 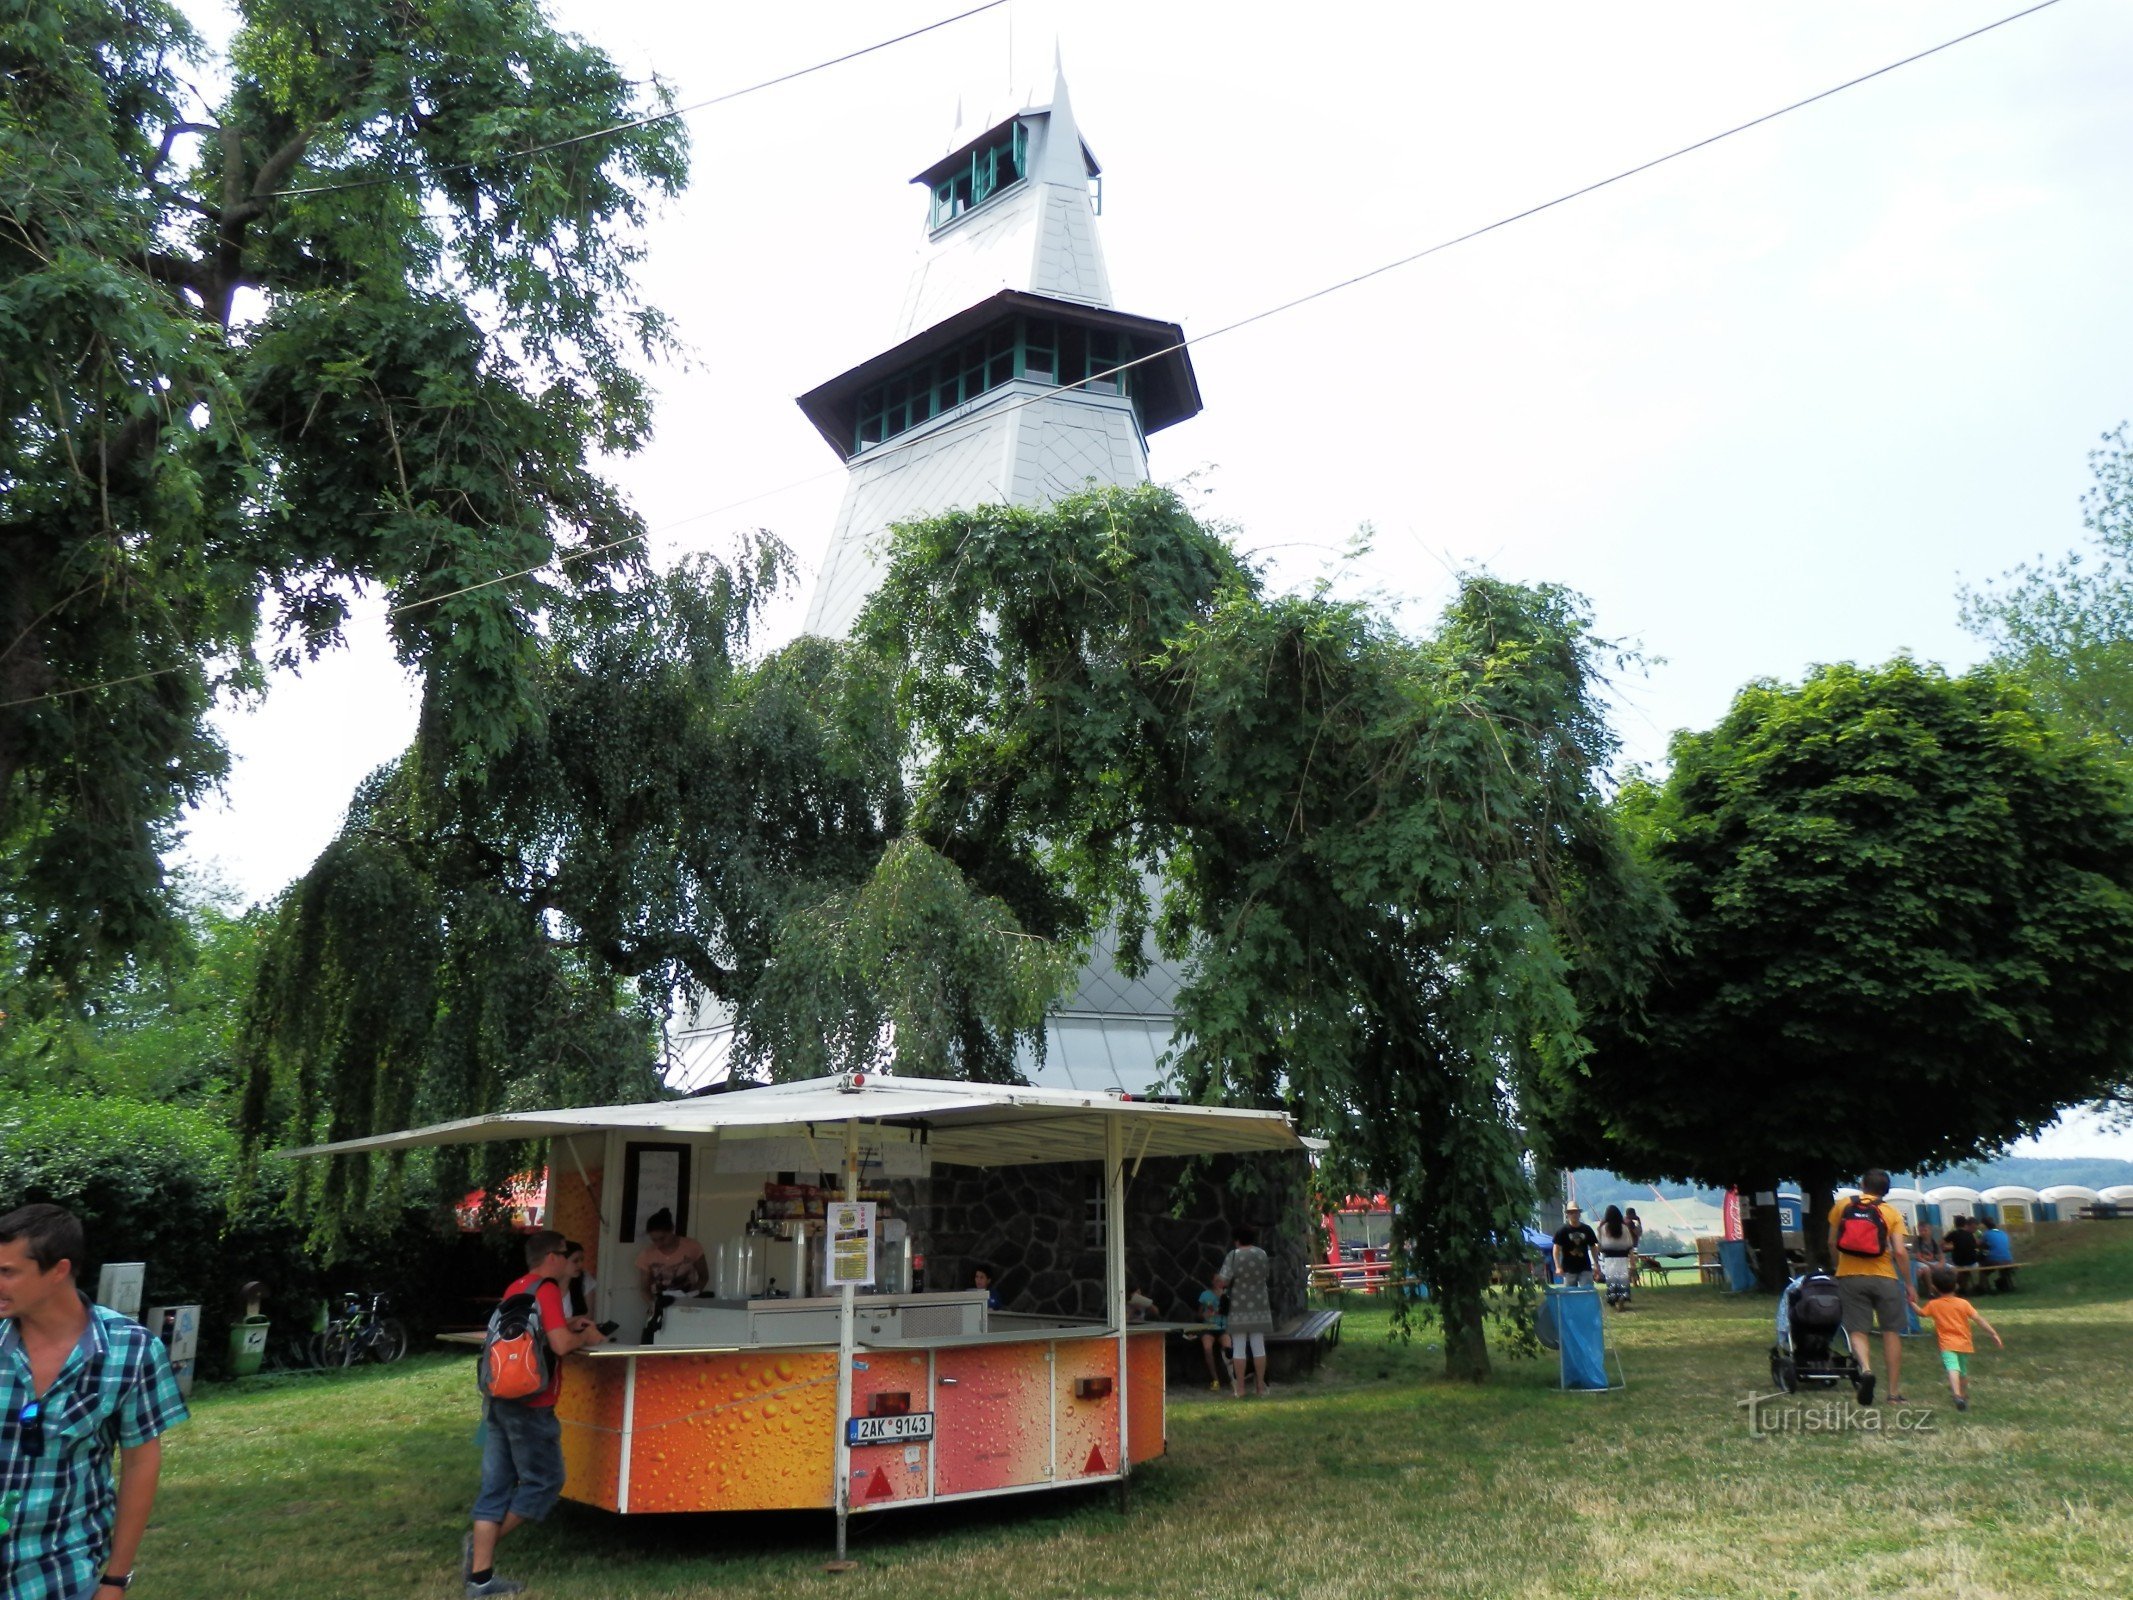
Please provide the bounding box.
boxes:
[1922,1264,2003,1411]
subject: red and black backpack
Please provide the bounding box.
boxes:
[1834,1195,1891,1258]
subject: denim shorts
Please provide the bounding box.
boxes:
[473,1400,566,1524]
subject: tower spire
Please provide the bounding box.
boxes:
[1033,53,1086,190]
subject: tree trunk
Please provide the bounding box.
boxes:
[1803,1173,1838,1274]
[1437,1276,1492,1382]
[0,537,52,797]
[1741,1177,1788,1293]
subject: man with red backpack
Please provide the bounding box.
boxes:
[463,1229,607,1597]
[1826,1169,1916,1407]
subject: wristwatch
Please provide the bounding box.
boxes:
[99,1575,134,1591]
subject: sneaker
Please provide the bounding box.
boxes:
[1856,1372,1876,1407]
[466,1576,526,1598]
[1954,1396,1969,1412]
[1209,1379,1221,1391]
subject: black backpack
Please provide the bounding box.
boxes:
[1792,1273,1844,1332]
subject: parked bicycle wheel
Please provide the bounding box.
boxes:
[318,1326,358,1368]
[366,1317,409,1364]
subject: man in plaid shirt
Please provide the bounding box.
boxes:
[2,1205,188,1600]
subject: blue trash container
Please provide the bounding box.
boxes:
[1548,1286,1610,1390]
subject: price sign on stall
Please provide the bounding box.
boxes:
[829,1201,877,1287]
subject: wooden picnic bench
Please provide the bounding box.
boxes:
[1265,1308,1344,1379]
[1950,1261,2022,1294]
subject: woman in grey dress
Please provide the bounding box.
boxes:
[1215,1225,1274,1397]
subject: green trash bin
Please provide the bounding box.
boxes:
[229,1315,270,1377]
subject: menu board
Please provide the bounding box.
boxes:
[828,1201,877,1288]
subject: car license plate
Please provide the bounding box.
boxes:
[848,1411,934,1445]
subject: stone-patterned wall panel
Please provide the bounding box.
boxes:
[897,1153,1312,1323]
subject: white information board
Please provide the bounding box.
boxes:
[96,1262,145,1322]
[828,1201,877,1288]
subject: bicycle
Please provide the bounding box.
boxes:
[311,1290,409,1368]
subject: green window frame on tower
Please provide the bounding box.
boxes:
[855,315,1137,453]
[928,122,1030,231]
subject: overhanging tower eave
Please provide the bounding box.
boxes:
[794,288,1201,462]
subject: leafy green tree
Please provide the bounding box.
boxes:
[0,876,266,1107]
[1534,659,2133,1285]
[866,487,1657,1379]
[1962,424,2133,767]
[1,0,686,998]
[1962,425,2133,1125]
[0,1092,235,1299]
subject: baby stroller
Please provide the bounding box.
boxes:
[1770,1270,1863,1398]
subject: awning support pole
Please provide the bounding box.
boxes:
[832,1116,861,1565]
[563,1135,611,1237]
[1107,1113,1130,1498]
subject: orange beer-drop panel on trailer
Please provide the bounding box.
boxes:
[847,1348,932,1506]
[627,1352,839,1514]
[1051,1340,1121,1483]
[931,1341,1057,1497]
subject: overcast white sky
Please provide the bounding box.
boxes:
[175,1,2133,1156]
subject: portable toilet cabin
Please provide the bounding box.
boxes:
[1883,1187,1924,1231]
[1926,1186,1983,1227]
[2038,1184,2101,1222]
[2100,1184,2133,1218]
[1981,1185,2042,1228]
[1776,1191,1805,1244]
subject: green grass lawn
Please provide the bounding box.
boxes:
[142,1228,2133,1599]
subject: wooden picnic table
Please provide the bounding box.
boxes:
[1309,1262,1419,1294]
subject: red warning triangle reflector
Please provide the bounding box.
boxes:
[863,1466,896,1501]
[1085,1444,1107,1475]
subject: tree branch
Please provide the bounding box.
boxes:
[144,121,218,183]
[142,251,208,298]
[248,125,317,203]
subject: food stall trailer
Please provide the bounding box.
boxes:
[291,1072,1300,1555]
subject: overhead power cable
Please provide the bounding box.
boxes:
[270,0,1011,199]
[0,0,2070,711]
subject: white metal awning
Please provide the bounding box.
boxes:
[280,1072,1300,1168]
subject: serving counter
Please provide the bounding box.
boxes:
[648,1288,991,1349]
[555,1323,1168,1515]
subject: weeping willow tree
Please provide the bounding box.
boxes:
[242,482,1653,1312]
[865,485,1658,1380]
[238,547,1073,1224]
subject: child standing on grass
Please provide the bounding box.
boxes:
[1922,1264,2003,1411]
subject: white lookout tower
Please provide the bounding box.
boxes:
[798,64,1203,637]
[792,67,1201,1093]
